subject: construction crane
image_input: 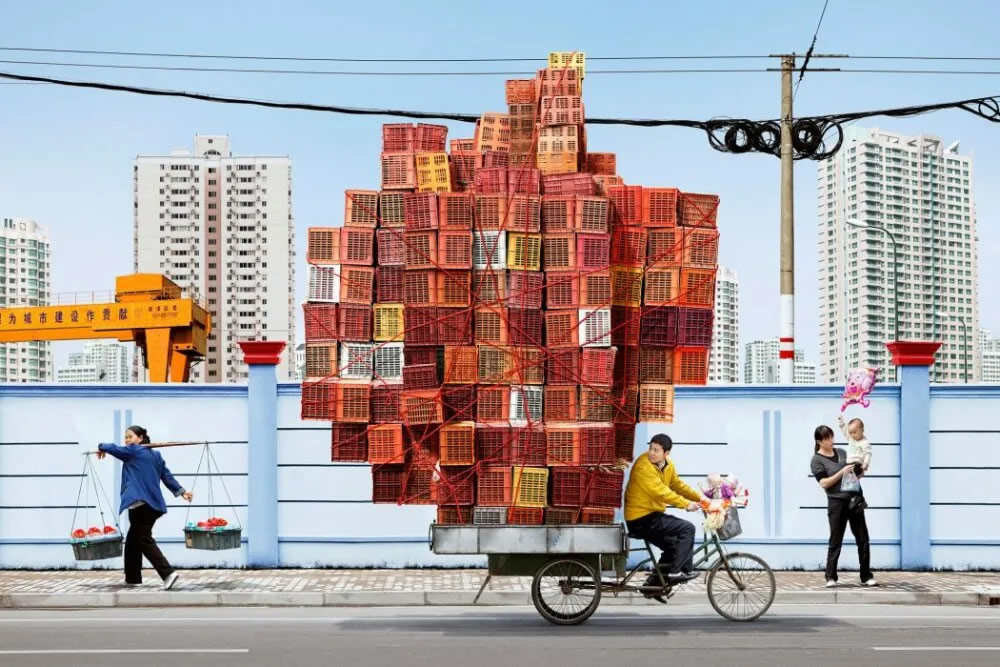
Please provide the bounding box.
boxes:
[0,274,211,382]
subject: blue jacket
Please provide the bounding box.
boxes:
[97,443,186,515]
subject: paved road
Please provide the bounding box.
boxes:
[0,604,998,666]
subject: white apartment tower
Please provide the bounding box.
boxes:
[745,338,813,384]
[817,127,979,384]
[56,341,131,384]
[708,266,740,384]
[134,136,295,382]
[0,218,52,382]
[980,329,1000,384]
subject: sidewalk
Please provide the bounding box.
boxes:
[2,569,999,608]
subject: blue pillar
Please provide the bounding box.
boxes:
[888,341,940,570]
[239,341,286,567]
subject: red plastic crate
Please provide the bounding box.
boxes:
[368,424,405,464]
[542,195,575,233]
[480,150,511,169]
[401,465,437,505]
[643,268,680,306]
[379,191,406,228]
[437,505,473,524]
[540,95,584,126]
[609,226,647,266]
[438,230,473,269]
[478,466,513,506]
[443,346,477,384]
[577,233,610,271]
[537,67,582,97]
[581,347,615,386]
[550,467,588,507]
[376,266,404,303]
[337,304,372,342]
[613,384,639,424]
[477,386,511,421]
[506,195,541,233]
[339,266,375,304]
[376,228,405,266]
[585,153,617,176]
[381,151,417,190]
[403,270,437,305]
[642,187,680,227]
[382,123,416,151]
[403,306,439,345]
[441,384,476,421]
[593,174,624,196]
[511,426,546,466]
[546,348,580,385]
[436,271,472,308]
[542,173,594,196]
[546,507,579,525]
[370,383,402,423]
[344,189,379,228]
[682,228,720,269]
[508,167,541,195]
[506,308,543,346]
[450,152,478,191]
[403,231,437,270]
[587,468,624,508]
[439,193,475,229]
[575,196,610,234]
[436,466,475,506]
[507,507,544,525]
[679,268,716,308]
[400,390,443,424]
[614,423,636,461]
[307,227,340,264]
[678,307,713,346]
[614,345,640,384]
[372,466,405,504]
[545,385,579,421]
[340,227,374,266]
[679,192,720,228]
[331,422,368,462]
[404,346,438,367]
[546,424,581,466]
[414,123,448,151]
[580,507,615,525]
[648,228,683,267]
[507,270,544,309]
[610,305,641,347]
[505,78,536,104]
[579,386,615,422]
[580,425,615,465]
[508,103,536,138]
[301,380,335,420]
[674,347,709,385]
[639,346,674,384]
[477,426,513,466]
[639,306,679,347]
[471,270,506,305]
[303,303,338,342]
[335,382,371,423]
[509,347,546,385]
[545,310,579,348]
[474,167,507,194]
[403,363,439,389]
[451,138,476,152]
[472,195,507,231]
[545,271,579,309]
[608,185,643,224]
[438,307,474,345]
[542,233,576,271]
[475,307,507,346]
[403,192,439,231]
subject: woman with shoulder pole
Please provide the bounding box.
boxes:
[96,425,193,590]
[809,424,878,588]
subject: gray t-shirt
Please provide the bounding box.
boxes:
[810,447,860,499]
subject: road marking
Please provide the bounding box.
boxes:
[873,647,1000,652]
[0,649,249,655]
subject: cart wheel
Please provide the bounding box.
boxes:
[706,552,776,621]
[531,558,602,626]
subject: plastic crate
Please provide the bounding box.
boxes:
[472,231,507,270]
[478,466,512,506]
[370,381,402,421]
[372,466,405,504]
[511,425,546,466]
[611,267,643,307]
[376,266,404,303]
[508,104,535,138]
[335,382,371,423]
[575,196,610,234]
[400,389,442,424]
[450,151,478,191]
[471,270,506,304]
[639,384,675,422]
[581,347,615,386]
[308,265,341,303]
[443,345,477,384]
[378,191,406,228]
[643,268,681,306]
[506,271,543,310]
[405,424,440,461]
[477,385,511,421]
[508,168,541,195]
[546,348,580,385]
[587,468,624,508]
[612,384,639,424]
[580,507,615,525]
[336,304,372,342]
[434,231,471,270]
[580,270,612,307]
[474,167,507,194]
[506,196,542,233]
[480,150,511,169]
[474,307,507,346]
[509,142,536,167]
[507,233,542,271]
[383,123,415,151]
[436,466,475,506]
[545,271,579,309]
[304,342,337,379]
[678,307,713,346]
[438,193,475,229]
[475,112,511,153]
[405,347,438,367]
[512,467,548,508]
[548,51,586,78]
[403,363,439,390]
[301,380,336,420]
[639,345,673,383]
[648,228,683,267]
[593,174,624,196]
[438,307,474,345]
[477,345,512,384]
[541,195,575,233]
[509,384,543,424]
[481,424,516,466]
[506,78,536,104]
[372,343,404,384]
[437,506,473,525]
[536,152,579,176]
[679,268,716,308]
[580,424,615,465]
[545,310,579,348]
[577,233,610,271]
[403,192,440,231]
[545,385,579,421]
[550,466,588,507]
[303,303,338,342]
[340,227,375,266]
[674,347,709,385]
[472,195,507,231]
[403,269,437,306]
[640,306,679,347]
[579,386,615,422]
[451,138,477,152]
[585,153,616,176]
[474,506,507,525]
[338,342,373,380]
[579,308,611,347]
[436,271,472,308]
[546,507,579,525]
[402,306,438,345]
[610,305,641,346]
[682,228,720,269]
[376,228,405,267]
[368,423,405,464]
[540,95,584,126]
[608,185,643,225]
[439,422,476,466]
[381,151,416,190]
[331,422,368,462]
[537,67,582,97]
[506,308,543,347]
[373,304,404,342]
[307,227,340,264]
[610,226,647,266]
[642,187,680,228]
[546,424,581,466]
[401,465,436,505]
[506,347,543,386]
[537,125,581,154]
[542,233,576,271]
[441,384,476,421]
[614,423,636,461]
[614,344,640,384]
[403,231,437,270]
[679,192,720,228]
[415,123,448,152]
[543,173,594,196]
[344,189,379,228]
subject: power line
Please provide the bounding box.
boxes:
[795,0,832,98]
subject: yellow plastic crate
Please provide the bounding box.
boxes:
[513,466,549,508]
[507,233,542,271]
[611,267,643,307]
[415,152,451,193]
[548,51,586,79]
[373,303,405,342]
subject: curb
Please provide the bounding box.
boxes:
[2,589,998,609]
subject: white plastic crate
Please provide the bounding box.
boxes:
[579,308,611,347]
[339,342,374,380]
[472,231,507,270]
[473,506,507,525]
[509,384,543,424]
[307,264,341,303]
[372,342,404,383]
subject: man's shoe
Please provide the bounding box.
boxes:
[862,578,879,587]
[825,579,839,588]
[667,571,699,584]
[162,572,179,591]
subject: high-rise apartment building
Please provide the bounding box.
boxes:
[708,266,739,384]
[0,218,52,382]
[980,329,1000,384]
[817,127,979,384]
[56,341,131,384]
[745,338,814,384]
[134,136,295,382]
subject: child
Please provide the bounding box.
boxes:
[837,414,872,472]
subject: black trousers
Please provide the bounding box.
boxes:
[125,504,174,583]
[626,512,696,575]
[825,496,873,582]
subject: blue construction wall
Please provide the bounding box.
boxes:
[1,378,997,570]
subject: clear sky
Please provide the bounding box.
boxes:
[1,0,998,371]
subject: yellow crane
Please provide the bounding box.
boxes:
[0,274,211,382]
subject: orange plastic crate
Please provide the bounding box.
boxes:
[585,153,616,176]
[478,466,513,506]
[475,113,511,153]
[673,347,709,385]
[371,466,405,503]
[648,228,683,267]
[546,424,581,466]
[542,195,575,232]
[539,95,584,126]
[682,228,720,269]
[679,192,720,229]
[439,192,475,229]
[307,227,340,264]
[579,386,615,422]
[580,507,616,525]
[643,268,680,306]
[437,230,472,269]
[476,423,513,465]
[507,167,541,195]
[475,307,508,345]
[439,422,476,466]
[344,189,379,228]
[609,226,647,266]
[471,270,505,305]
[403,269,437,305]
[340,227,374,266]
[404,231,437,270]
[537,67,582,97]
[380,151,416,190]
[545,385,579,421]
[376,228,405,266]
[443,346,478,384]
[339,266,375,304]
[642,187,680,227]
[450,152,478,191]
[368,424,405,464]
[404,192,439,231]
[506,196,542,233]
[506,78,536,104]
[679,268,716,308]
[304,343,337,379]
[608,185,643,224]
[542,233,576,271]
[383,123,415,151]
[544,310,579,348]
[473,195,508,231]
[575,196,610,234]
[614,423,636,461]
[335,382,371,423]
[580,270,612,307]
[611,305,641,346]
[546,271,579,309]
[593,174,625,196]
[379,191,406,228]
[478,345,513,384]
[611,267,643,307]
[437,506,472,524]
[451,138,476,152]
[639,384,675,422]
[536,152,579,176]
[581,347,615,386]
[477,385,511,421]
[640,346,674,384]
[507,507,544,525]
[436,271,472,307]
[400,390,443,424]
[509,347,546,385]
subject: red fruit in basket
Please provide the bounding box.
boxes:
[87,527,102,536]
[103,526,116,534]
[197,521,209,529]
[72,529,87,538]
[215,518,228,527]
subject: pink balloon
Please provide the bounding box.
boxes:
[842,367,878,412]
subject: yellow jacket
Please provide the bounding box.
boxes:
[623,454,702,522]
